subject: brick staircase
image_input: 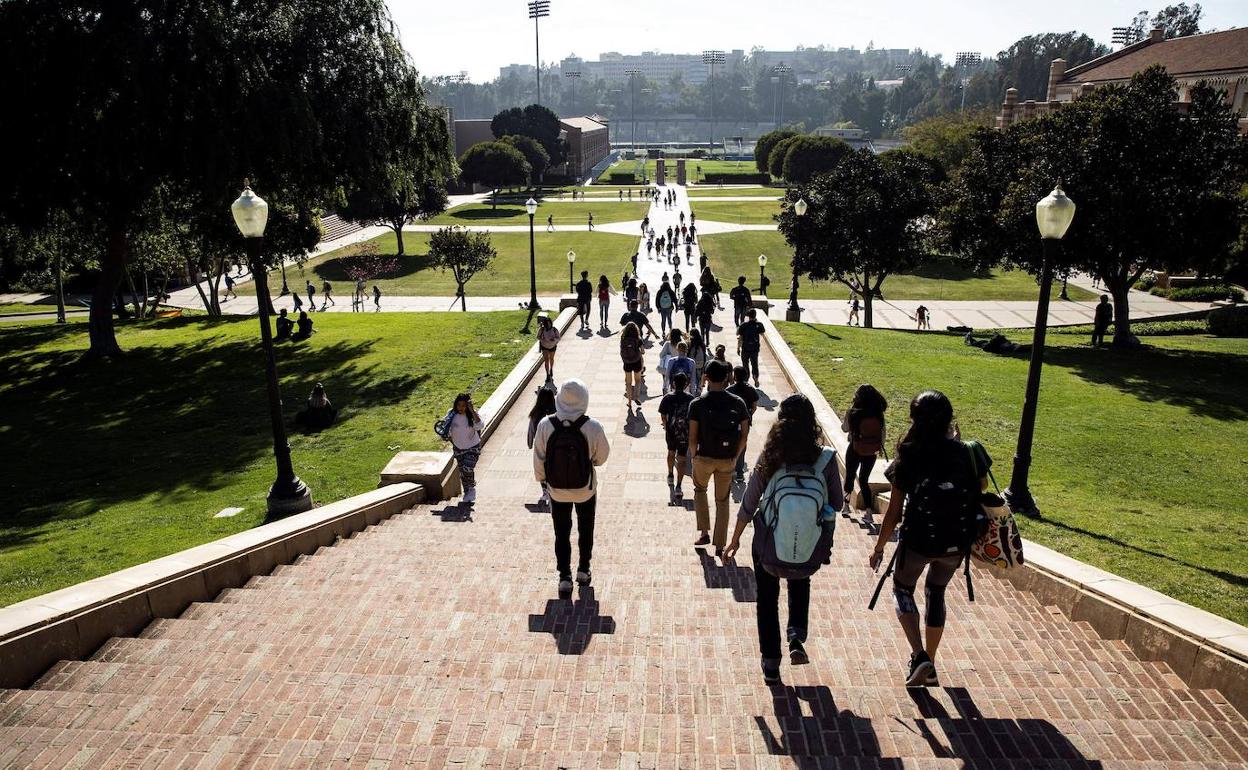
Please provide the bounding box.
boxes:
[319,213,367,243]
[1,190,1245,768]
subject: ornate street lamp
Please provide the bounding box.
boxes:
[1004,181,1076,518]
[525,197,540,312]
[757,253,768,296]
[567,249,576,293]
[787,198,807,321]
[231,183,313,518]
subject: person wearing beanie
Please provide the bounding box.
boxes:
[531,379,611,594]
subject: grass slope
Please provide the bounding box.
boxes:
[688,200,781,225]
[428,201,649,227]
[596,158,761,183]
[701,231,1096,302]
[687,187,782,199]
[240,231,641,297]
[0,312,530,606]
[779,323,1248,623]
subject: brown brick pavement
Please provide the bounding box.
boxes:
[2,189,1246,768]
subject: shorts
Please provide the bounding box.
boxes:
[665,437,689,454]
[623,360,643,373]
[541,346,557,354]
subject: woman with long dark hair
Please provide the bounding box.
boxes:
[868,390,991,687]
[527,385,559,509]
[725,394,844,684]
[841,384,888,513]
[597,275,616,331]
[444,392,485,505]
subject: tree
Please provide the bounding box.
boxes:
[500,135,550,184]
[1151,3,1203,38]
[995,33,1110,102]
[901,109,997,174]
[778,148,941,327]
[754,129,799,174]
[940,66,1246,346]
[490,104,567,174]
[427,227,497,311]
[781,136,852,184]
[0,0,416,358]
[768,135,801,179]
[458,142,531,209]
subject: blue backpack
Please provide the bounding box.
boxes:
[754,448,837,579]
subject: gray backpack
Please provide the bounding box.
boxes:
[754,448,837,579]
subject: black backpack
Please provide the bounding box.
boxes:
[544,416,592,489]
[620,335,642,365]
[697,399,742,459]
[667,396,692,446]
[901,445,986,558]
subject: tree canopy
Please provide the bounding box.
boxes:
[458,142,531,208]
[781,136,852,184]
[428,227,497,311]
[902,109,999,174]
[491,104,567,171]
[500,135,551,183]
[755,129,799,175]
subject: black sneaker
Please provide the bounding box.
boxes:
[761,658,782,685]
[906,651,935,687]
[789,639,809,666]
[694,533,710,546]
[576,569,592,586]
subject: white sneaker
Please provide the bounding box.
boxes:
[464,487,477,504]
[576,570,592,586]
[558,576,573,594]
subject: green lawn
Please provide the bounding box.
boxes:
[239,231,641,297]
[687,187,782,199]
[0,303,39,315]
[0,312,531,606]
[596,158,762,183]
[701,231,1097,301]
[428,201,649,226]
[688,200,781,225]
[779,323,1248,624]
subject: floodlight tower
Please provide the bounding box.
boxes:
[527,0,550,104]
[564,69,582,114]
[773,63,792,128]
[702,50,726,154]
[625,68,642,152]
[954,51,982,111]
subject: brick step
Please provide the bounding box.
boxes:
[26,661,1224,726]
[3,689,1241,765]
[12,727,1220,770]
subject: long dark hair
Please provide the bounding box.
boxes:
[756,394,826,481]
[453,392,479,424]
[895,389,953,460]
[847,383,888,429]
[529,387,556,419]
[621,321,640,340]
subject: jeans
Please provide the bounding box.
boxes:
[693,455,736,546]
[683,309,694,331]
[658,307,673,334]
[740,348,760,383]
[843,450,877,509]
[599,300,610,326]
[577,301,591,327]
[550,496,596,578]
[733,305,748,327]
[754,549,810,663]
[1091,323,1108,347]
[735,437,749,477]
[699,317,712,347]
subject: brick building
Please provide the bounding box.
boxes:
[997,26,1248,133]
[559,115,610,180]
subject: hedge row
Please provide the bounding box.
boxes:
[1208,305,1248,337]
[701,172,771,184]
[606,172,637,184]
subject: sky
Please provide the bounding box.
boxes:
[389,0,1246,82]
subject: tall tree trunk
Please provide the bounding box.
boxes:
[393,223,406,256]
[86,229,127,359]
[458,283,467,312]
[187,256,218,317]
[862,272,874,329]
[1109,279,1132,348]
[54,255,66,324]
[492,189,498,211]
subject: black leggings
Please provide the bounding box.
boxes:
[892,548,961,628]
[551,496,596,578]
[754,551,810,662]
[843,450,877,508]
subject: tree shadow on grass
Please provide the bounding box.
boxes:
[1040,342,1248,421]
[446,206,530,222]
[905,259,997,282]
[0,317,430,551]
[313,254,432,283]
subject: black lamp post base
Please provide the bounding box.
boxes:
[1003,486,1041,518]
[267,476,313,518]
[785,306,802,322]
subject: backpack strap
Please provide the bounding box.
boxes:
[965,440,1000,493]
[813,447,836,478]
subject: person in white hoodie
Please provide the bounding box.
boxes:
[532,379,611,594]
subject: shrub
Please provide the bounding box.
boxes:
[1149,286,1170,297]
[1133,273,1156,291]
[1053,319,1209,337]
[1208,305,1248,337]
[1167,285,1244,303]
[702,172,771,184]
[607,172,637,184]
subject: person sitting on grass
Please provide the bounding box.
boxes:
[294,383,337,431]
[274,309,294,341]
[292,311,314,341]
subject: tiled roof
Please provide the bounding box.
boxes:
[560,116,608,131]
[1065,27,1248,83]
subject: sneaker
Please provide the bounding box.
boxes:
[576,569,592,586]
[906,652,935,687]
[666,472,674,483]
[761,658,782,685]
[715,547,724,557]
[694,533,710,546]
[789,639,810,666]
[464,487,477,504]
[558,575,573,594]
[673,488,684,501]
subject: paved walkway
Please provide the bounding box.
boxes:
[2,187,1245,768]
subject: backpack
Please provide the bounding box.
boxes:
[620,335,642,365]
[433,408,455,440]
[900,443,986,558]
[544,415,592,490]
[851,414,884,457]
[696,396,743,459]
[658,289,673,310]
[667,397,691,447]
[755,448,837,579]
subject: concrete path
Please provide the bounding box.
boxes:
[3,186,1243,766]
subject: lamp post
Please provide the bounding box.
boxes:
[231,184,313,518]
[567,249,576,293]
[787,197,807,321]
[758,253,768,296]
[525,197,540,312]
[1003,182,1076,518]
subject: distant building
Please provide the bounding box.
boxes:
[997,26,1248,133]
[451,115,610,182]
[560,50,745,85]
[812,126,875,151]
[499,63,536,80]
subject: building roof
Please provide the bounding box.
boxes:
[560,116,608,132]
[1065,27,1248,83]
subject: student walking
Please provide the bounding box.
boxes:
[696,289,716,347]
[659,371,695,501]
[597,275,616,331]
[848,297,861,326]
[915,305,930,330]
[728,366,759,482]
[723,393,843,684]
[587,212,595,231]
[305,280,316,311]
[682,283,699,332]
[657,328,682,392]
[736,309,765,387]
[537,314,560,382]
[321,280,335,310]
[620,322,645,410]
[1092,295,1113,348]
[666,341,696,394]
[620,300,659,340]
[547,214,555,232]
[841,384,888,513]
[655,279,678,334]
[291,291,303,313]
[688,360,750,554]
[441,393,485,505]
[532,379,611,594]
[526,385,558,510]
[223,273,238,300]
[373,285,382,311]
[868,390,992,687]
[575,271,594,331]
[687,328,709,394]
[730,276,752,328]
[639,283,652,314]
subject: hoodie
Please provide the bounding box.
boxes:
[532,379,611,503]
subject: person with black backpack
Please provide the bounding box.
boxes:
[619,322,646,410]
[532,379,611,595]
[681,282,699,332]
[841,384,888,514]
[868,390,992,688]
[689,360,750,554]
[575,271,594,331]
[659,371,695,501]
[655,278,678,335]
[724,393,842,684]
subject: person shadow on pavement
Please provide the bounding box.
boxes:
[756,685,879,758]
[527,586,617,655]
[697,548,756,602]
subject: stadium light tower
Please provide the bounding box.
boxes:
[625,68,642,152]
[702,50,726,154]
[773,63,792,128]
[564,69,582,114]
[954,52,982,111]
[527,0,550,104]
